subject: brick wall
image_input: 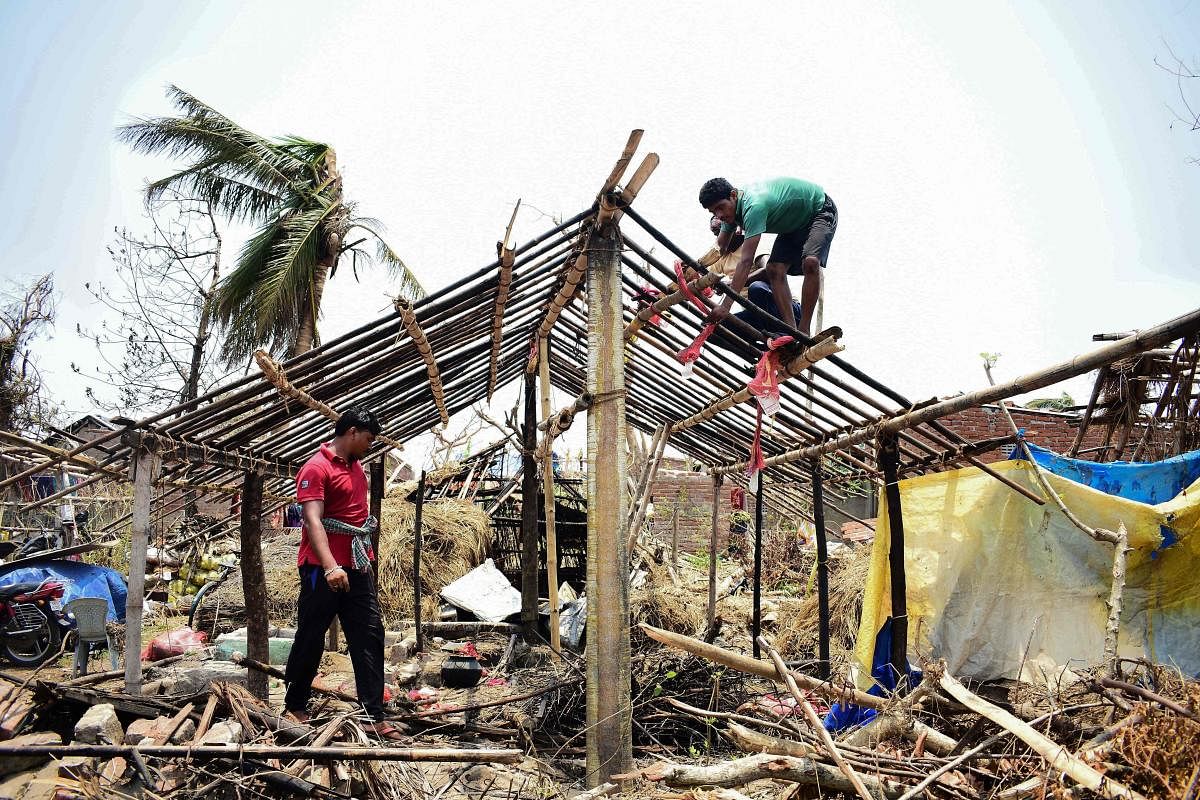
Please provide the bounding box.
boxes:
[646,468,731,555]
[937,405,1108,463]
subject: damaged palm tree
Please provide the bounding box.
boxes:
[118,85,424,364]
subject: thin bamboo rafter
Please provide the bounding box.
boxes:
[254,350,405,451]
[487,201,521,400]
[393,296,450,426]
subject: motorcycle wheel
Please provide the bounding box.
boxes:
[2,607,62,667]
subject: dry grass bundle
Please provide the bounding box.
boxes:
[375,496,491,626]
[774,546,872,660]
[631,558,708,635]
[1113,683,1200,799]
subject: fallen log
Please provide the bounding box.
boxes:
[725,722,813,758]
[231,652,358,703]
[936,665,1146,800]
[626,752,904,799]
[0,743,523,763]
[641,623,954,754]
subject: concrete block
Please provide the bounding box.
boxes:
[73,703,122,745]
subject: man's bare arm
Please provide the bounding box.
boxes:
[716,227,733,254]
[706,235,761,325]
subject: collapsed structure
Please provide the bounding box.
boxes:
[0,131,1197,798]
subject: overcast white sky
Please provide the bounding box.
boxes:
[2,1,1198,465]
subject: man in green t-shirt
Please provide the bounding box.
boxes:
[698,176,838,338]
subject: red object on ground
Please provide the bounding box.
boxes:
[140,626,207,661]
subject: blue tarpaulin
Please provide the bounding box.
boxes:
[0,560,127,622]
[1017,442,1200,505]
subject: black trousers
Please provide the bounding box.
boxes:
[284,564,386,720]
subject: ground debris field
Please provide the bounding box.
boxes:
[0,543,1196,800]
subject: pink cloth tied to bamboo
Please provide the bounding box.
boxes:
[637,284,663,326]
[748,404,767,480]
[747,335,795,418]
[673,260,710,313]
[677,323,716,367]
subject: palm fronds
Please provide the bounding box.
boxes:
[119,85,420,364]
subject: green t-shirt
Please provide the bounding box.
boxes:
[722,177,826,238]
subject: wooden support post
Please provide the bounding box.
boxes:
[707,473,722,632]
[538,336,562,653]
[878,433,908,685]
[1070,366,1109,457]
[670,503,680,565]
[413,471,426,653]
[521,373,540,638]
[751,473,765,659]
[811,457,830,680]
[369,459,384,560]
[240,470,268,700]
[625,423,671,554]
[585,223,632,786]
[125,446,161,695]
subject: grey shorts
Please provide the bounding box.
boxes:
[769,194,838,274]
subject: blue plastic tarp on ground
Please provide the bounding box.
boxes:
[1018,442,1200,505]
[824,618,922,731]
[0,560,127,622]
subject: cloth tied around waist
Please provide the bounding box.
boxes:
[321,515,379,571]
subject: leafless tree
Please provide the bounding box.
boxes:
[1157,45,1199,161]
[73,193,233,414]
[0,274,58,435]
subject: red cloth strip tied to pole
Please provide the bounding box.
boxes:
[634,285,663,327]
[747,404,767,485]
[673,260,711,313]
[676,324,717,377]
[747,336,794,418]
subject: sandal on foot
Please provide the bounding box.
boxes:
[368,720,408,742]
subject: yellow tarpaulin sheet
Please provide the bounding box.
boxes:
[856,460,1200,683]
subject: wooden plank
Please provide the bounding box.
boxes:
[125,447,161,695]
[538,336,562,654]
[584,222,632,786]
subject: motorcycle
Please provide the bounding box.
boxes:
[0,579,66,666]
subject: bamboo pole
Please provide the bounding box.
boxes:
[751,474,764,659]
[487,200,520,400]
[521,374,540,637]
[0,743,524,763]
[707,473,721,632]
[674,333,844,431]
[625,423,671,555]
[758,637,875,800]
[535,393,593,460]
[585,222,632,787]
[240,470,268,700]
[811,457,830,680]
[394,297,450,426]
[125,446,161,695]
[878,433,909,684]
[711,306,1200,474]
[413,471,426,653]
[538,336,562,653]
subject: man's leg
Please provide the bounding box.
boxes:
[283,565,339,715]
[764,260,798,331]
[337,569,386,720]
[797,256,821,337]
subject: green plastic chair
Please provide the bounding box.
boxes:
[65,597,117,676]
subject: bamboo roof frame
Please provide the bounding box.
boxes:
[4,132,1199,544]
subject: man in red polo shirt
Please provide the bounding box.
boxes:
[283,407,402,739]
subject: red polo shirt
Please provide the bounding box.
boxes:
[295,443,373,568]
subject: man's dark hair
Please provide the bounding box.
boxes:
[335,406,382,437]
[698,177,735,208]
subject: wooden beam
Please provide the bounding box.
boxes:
[538,336,562,654]
[585,222,632,786]
[521,373,540,637]
[413,471,426,653]
[125,446,161,695]
[811,457,830,681]
[707,473,722,632]
[240,470,268,700]
[878,434,908,685]
[393,298,450,426]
